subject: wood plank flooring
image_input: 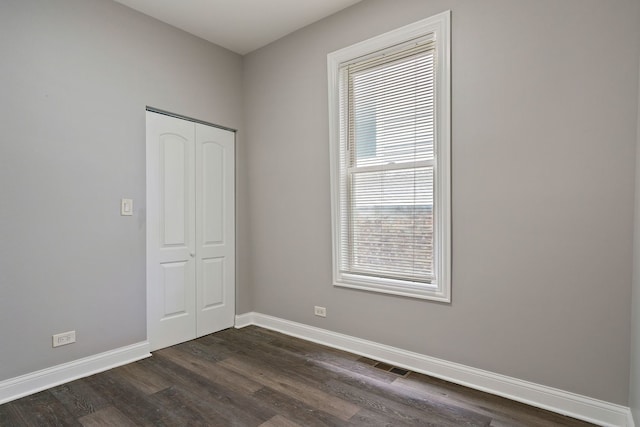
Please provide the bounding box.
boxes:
[0,326,595,426]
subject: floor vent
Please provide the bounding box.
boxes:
[389,367,410,376]
[359,357,411,377]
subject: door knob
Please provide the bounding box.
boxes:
[190,252,195,258]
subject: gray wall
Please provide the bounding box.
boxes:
[243,0,640,404]
[0,0,245,380]
[631,61,640,425]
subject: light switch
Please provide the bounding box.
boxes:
[121,198,133,216]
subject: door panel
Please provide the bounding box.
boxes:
[161,135,188,246]
[161,261,189,316]
[202,142,224,244]
[147,112,196,351]
[202,257,224,308]
[195,123,235,337]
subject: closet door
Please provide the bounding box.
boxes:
[146,112,197,351]
[195,124,235,336]
[147,111,235,351]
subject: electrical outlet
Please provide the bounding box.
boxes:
[52,331,76,348]
[314,306,327,317]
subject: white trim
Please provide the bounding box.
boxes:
[236,312,633,427]
[234,312,254,329]
[0,341,151,404]
[327,11,452,302]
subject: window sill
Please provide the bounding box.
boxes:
[334,275,450,302]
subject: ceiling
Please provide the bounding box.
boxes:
[113,0,362,55]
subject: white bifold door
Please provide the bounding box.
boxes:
[146,111,235,351]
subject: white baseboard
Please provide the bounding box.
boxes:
[0,341,151,404]
[236,312,633,427]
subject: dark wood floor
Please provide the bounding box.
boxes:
[0,326,594,426]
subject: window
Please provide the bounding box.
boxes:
[328,11,451,301]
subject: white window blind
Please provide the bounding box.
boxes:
[328,11,450,301]
[339,38,436,285]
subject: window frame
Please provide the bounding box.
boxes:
[327,11,451,302]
